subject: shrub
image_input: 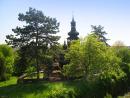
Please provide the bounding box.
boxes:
[0,45,14,81]
[63,34,127,97]
[104,93,112,98]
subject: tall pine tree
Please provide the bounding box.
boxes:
[91,25,109,45]
[6,7,60,79]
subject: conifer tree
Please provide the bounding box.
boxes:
[91,25,109,45]
[6,7,60,79]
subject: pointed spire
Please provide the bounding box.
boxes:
[71,15,76,30]
[72,17,74,22]
[67,15,79,41]
[71,12,75,26]
[72,11,74,22]
[63,40,67,50]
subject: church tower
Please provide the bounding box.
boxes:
[67,17,79,42]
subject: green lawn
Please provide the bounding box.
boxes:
[0,77,81,98]
[1,77,128,98]
[117,92,130,98]
[0,77,17,87]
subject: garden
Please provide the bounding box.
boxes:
[1,7,130,98]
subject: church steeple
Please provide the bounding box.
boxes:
[71,17,76,31]
[67,17,79,41]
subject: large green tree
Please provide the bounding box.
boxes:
[112,46,130,83]
[0,45,14,81]
[63,40,84,78]
[82,34,124,80]
[6,7,60,79]
[91,25,109,45]
[13,46,30,76]
[63,34,125,81]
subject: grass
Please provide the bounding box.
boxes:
[0,77,17,87]
[118,92,130,98]
[0,77,82,98]
[1,77,127,98]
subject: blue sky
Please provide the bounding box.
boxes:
[0,0,130,45]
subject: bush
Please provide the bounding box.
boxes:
[0,45,14,81]
[25,65,36,78]
[63,40,84,78]
[104,93,112,98]
[46,88,76,98]
[63,35,128,97]
[0,53,6,80]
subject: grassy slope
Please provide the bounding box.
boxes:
[1,77,129,98]
[0,77,17,87]
[118,92,130,98]
[0,77,83,98]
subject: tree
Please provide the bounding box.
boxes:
[0,45,14,81]
[63,34,125,81]
[13,47,30,76]
[83,34,125,81]
[112,46,130,81]
[6,7,60,79]
[63,40,84,78]
[112,40,125,47]
[0,52,5,81]
[91,25,109,45]
[83,34,106,79]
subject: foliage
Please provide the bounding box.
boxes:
[0,75,129,98]
[82,35,126,97]
[1,77,125,98]
[0,77,17,87]
[82,34,108,79]
[25,66,36,78]
[113,47,130,64]
[13,47,30,76]
[91,25,109,45]
[63,34,127,97]
[6,7,60,78]
[112,46,130,76]
[64,34,125,81]
[104,93,112,98]
[112,40,125,47]
[0,45,14,81]
[63,40,84,78]
[0,77,79,98]
[112,46,130,88]
[0,53,5,81]
[1,9,130,97]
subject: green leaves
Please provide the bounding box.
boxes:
[63,40,84,77]
[63,34,125,82]
[5,7,60,78]
[91,25,109,45]
[6,7,60,48]
[0,45,14,81]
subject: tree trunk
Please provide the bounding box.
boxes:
[36,24,39,79]
[36,57,39,79]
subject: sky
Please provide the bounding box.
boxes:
[0,0,130,45]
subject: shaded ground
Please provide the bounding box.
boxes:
[1,77,130,98]
[0,77,79,98]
